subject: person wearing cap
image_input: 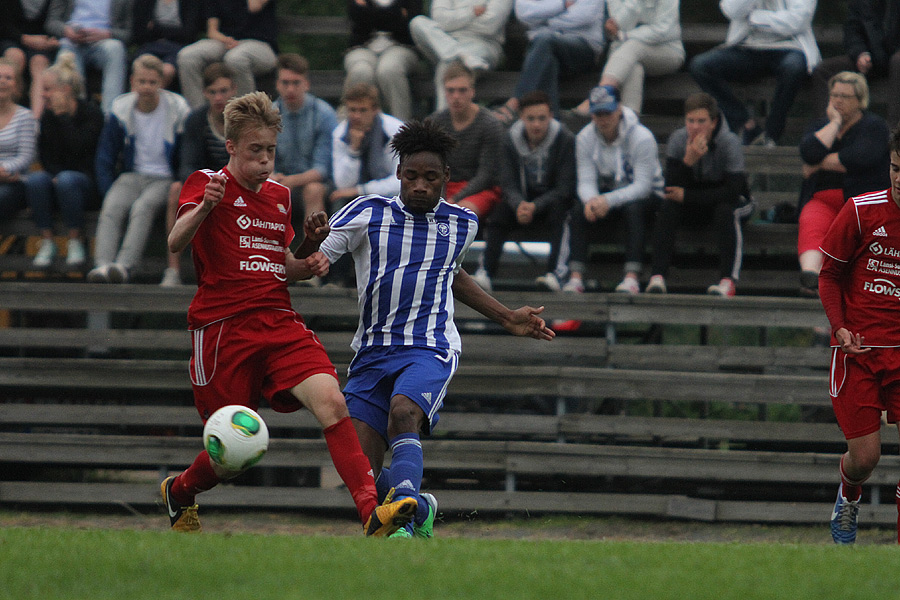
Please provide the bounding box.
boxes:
[550,85,663,294]
[646,92,753,298]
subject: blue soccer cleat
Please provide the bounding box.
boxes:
[830,484,859,545]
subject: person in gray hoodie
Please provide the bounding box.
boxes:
[552,85,663,294]
[646,92,753,297]
[470,90,576,292]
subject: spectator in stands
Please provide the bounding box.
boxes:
[492,0,606,123]
[45,0,132,115]
[646,92,752,298]
[470,90,576,293]
[571,0,684,116]
[87,54,189,283]
[409,0,513,112]
[331,83,403,208]
[429,61,504,218]
[797,71,889,296]
[688,0,820,147]
[811,0,900,126]
[25,52,102,268]
[344,0,423,122]
[160,62,235,287]
[0,58,37,223]
[132,0,204,90]
[327,83,404,288]
[0,0,59,118]
[269,53,338,224]
[176,0,278,109]
[551,85,663,294]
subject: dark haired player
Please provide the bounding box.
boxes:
[309,119,555,537]
[161,91,415,536]
[822,126,900,544]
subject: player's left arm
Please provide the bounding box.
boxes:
[285,250,329,282]
[453,269,555,341]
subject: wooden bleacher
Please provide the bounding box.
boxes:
[2,282,893,526]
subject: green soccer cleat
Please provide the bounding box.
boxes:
[364,487,417,537]
[388,526,413,539]
[413,492,438,539]
[160,476,202,532]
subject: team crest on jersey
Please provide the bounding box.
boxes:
[276,203,287,214]
[436,222,450,237]
[237,215,252,229]
[234,196,247,207]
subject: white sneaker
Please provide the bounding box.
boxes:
[562,277,585,293]
[86,265,110,283]
[160,267,181,287]
[535,272,562,292]
[460,54,490,72]
[106,263,128,283]
[470,267,492,292]
[65,239,86,266]
[645,274,667,294]
[33,239,57,268]
[614,275,640,294]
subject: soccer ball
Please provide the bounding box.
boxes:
[203,405,270,471]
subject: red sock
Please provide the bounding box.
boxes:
[895,482,900,544]
[323,416,378,524]
[839,455,863,502]
[171,450,220,506]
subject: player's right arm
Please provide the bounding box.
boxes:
[168,172,226,253]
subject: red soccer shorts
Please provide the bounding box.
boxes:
[830,347,900,439]
[798,188,844,255]
[189,309,338,421]
[445,180,502,216]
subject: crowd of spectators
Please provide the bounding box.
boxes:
[0,0,893,297]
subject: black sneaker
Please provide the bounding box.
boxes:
[160,476,202,532]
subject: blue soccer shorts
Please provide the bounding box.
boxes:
[343,345,459,441]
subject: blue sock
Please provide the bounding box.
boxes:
[374,466,391,503]
[388,433,425,520]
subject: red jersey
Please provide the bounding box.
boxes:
[820,189,900,347]
[178,167,296,329]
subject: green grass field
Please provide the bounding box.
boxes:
[3,525,899,600]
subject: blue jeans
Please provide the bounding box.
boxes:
[25,170,94,231]
[689,46,808,142]
[514,32,600,114]
[60,38,127,114]
[0,181,26,221]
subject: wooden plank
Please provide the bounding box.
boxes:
[0,357,831,406]
[0,282,825,327]
[7,432,887,485]
[605,294,827,329]
[556,414,864,447]
[606,344,829,373]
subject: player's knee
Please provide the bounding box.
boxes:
[316,388,350,425]
[387,396,424,436]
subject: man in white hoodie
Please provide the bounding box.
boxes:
[553,85,663,294]
[688,0,820,146]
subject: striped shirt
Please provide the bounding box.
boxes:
[0,106,37,175]
[319,194,479,353]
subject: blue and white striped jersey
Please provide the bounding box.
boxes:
[319,194,479,353]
